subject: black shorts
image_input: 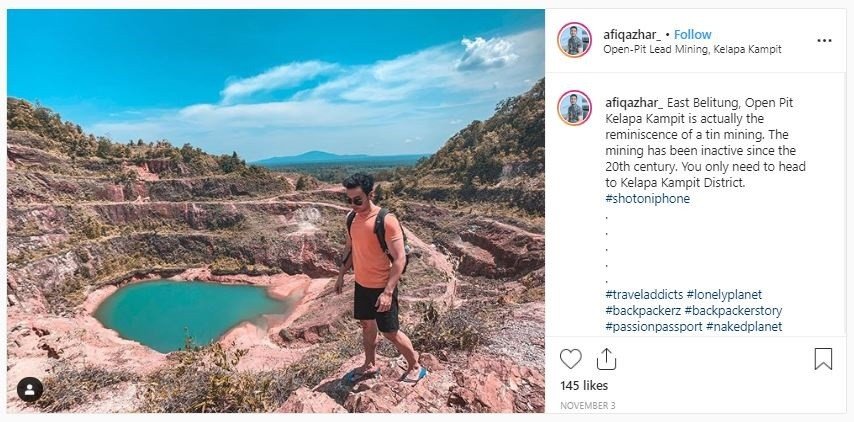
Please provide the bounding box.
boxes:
[354,282,399,333]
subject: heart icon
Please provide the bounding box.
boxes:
[560,348,582,370]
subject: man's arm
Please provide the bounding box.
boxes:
[339,249,353,273]
[383,236,406,296]
[376,220,406,312]
[335,224,353,294]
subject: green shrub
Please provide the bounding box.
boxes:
[295,175,308,191]
[81,216,104,239]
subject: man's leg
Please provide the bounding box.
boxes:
[381,329,420,372]
[375,287,421,374]
[353,283,379,375]
[359,319,379,372]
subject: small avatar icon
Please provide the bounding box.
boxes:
[559,22,592,58]
[17,377,44,402]
[558,90,592,126]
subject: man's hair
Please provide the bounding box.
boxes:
[343,173,374,194]
[570,26,577,31]
[570,94,578,99]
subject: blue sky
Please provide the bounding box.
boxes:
[9,10,544,161]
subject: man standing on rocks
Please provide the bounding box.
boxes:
[335,173,427,384]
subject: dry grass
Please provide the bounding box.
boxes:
[266,331,362,403]
[35,364,138,412]
[139,340,272,412]
[409,301,487,353]
[139,331,363,412]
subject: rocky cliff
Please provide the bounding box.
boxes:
[389,79,545,217]
[6,97,545,413]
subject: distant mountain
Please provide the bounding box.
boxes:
[252,151,429,167]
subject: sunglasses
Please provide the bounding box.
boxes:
[345,195,364,206]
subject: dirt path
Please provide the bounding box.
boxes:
[406,200,543,238]
[10,183,342,204]
[10,198,351,211]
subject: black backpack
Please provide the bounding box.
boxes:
[346,208,411,273]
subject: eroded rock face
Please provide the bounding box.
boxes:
[141,159,184,176]
[145,176,286,202]
[6,313,168,412]
[446,238,497,277]
[7,137,65,166]
[7,205,73,261]
[7,173,286,204]
[8,171,109,204]
[7,123,545,413]
[279,388,347,413]
[280,352,544,414]
[448,354,544,413]
[457,218,544,277]
[7,199,346,311]
[406,204,544,279]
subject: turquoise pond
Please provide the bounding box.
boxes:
[94,280,295,353]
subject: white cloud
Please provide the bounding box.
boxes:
[220,61,338,104]
[87,28,544,160]
[296,31,538,104]
[298,47,457,103]
[455,36,519,71]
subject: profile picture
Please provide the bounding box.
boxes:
[558,22,591,57]
[558,90,591,125]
